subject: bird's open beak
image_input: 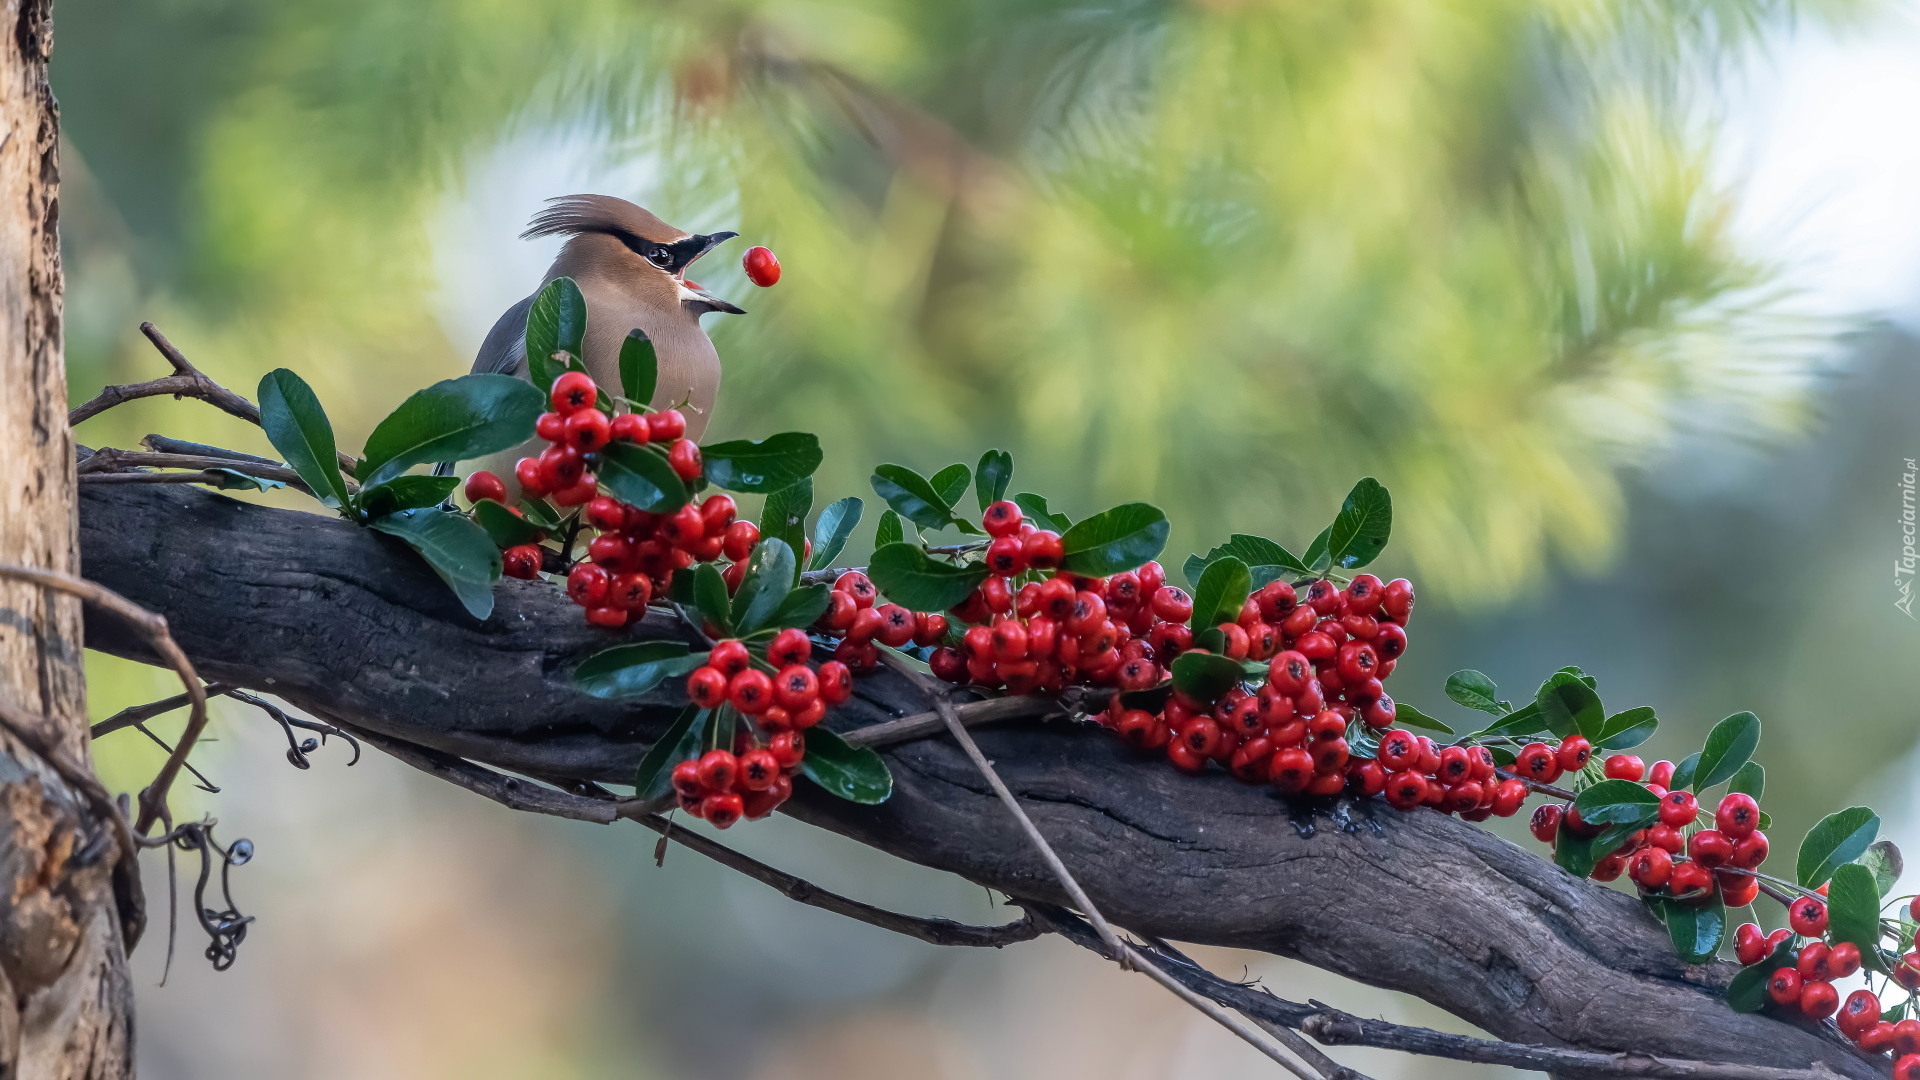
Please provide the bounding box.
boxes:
[679,278,745,315]
[675,231,744,314]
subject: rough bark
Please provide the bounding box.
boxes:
[0,3,135,1074]
[75,482,1879,1079]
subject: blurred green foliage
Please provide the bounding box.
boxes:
[58,0,1865,601]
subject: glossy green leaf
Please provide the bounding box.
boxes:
[619,331,657,406]
[1190,556,1252,632]
[1727,936,1797,1012]
[1573,779,1661,827]
[472,499,544,548]
[1727,761,1764,801]
[574,642,703,700]
[701,432,824,493]
[871,464,965,532]
[1535,670,1605,740]
[519,498,563,531]
[867,544,989,612]
[1554,817,1637,879]
[1827,863,1883,967]
[1595,706,1658,750]
[767,583,831,632]
[358,474,459,518]
[1389,700,1454,735]
[367,507,501,619]
[975,450,1013,511]
[1662,895,1725,964]
[1857,840,1903,897]
[731,539,798,635]
[808,497,863,571]
[875,509,904,549]
[1668,751,1702,793]
[1186,534,1309,588]
[524,277,588,393]
[1059,503,1169,576]
[931,463,971,509]
[360,375,545,487]
[258,368,352,509]
[1693,711,1761,792]
[1301,525,1331,573]
[1797,807,1881,889]
[706,705,738,754]
[598,442,690,513]
[691,562,732,634]
[759,478,812,561]
[1169,651,1246,704]
[799,728,893,803]
[1323,477,1392,569]
[1013,492,1072,533]
[1468,701,1545,740]
[1445,670,1504,714]
[1555,665,1598,689]
[632,705,704,802]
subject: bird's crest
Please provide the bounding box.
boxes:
[521,195,687,245]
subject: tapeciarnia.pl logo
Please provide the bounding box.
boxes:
[1899,457,1916,619]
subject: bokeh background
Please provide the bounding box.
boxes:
[54,0,1920,1076]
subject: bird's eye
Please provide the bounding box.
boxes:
[646,247,674,270]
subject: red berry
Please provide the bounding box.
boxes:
[514,456,549,498]
[1897,1019,1920,1056]
[1304,578,1343,614]
[551,371,597,414]
[502,544,543,579]
[1514,743,1561,783]
[727,669,774,714]
[567,564,610,607]
[847,607,885,645]
[1730,830,1768,870]
[1371,622,1407,662]
[609,573,652,611]
[1714,793,1760,839]
[1667,861,1713,904]
[538,444,585,491]
[1628,846,1673,889]
[610,412,650,444]
[536,411,567,442]
[912,612,948,647]
[1335,641,1378,684]
[742,775,792,820]
[1733,923,1767,966]
[1556,736,1591,773]
[742,245,780,287]
[1381,578,1413,623]
[667,438,703,481]
[1895,1056,1920,1080]
[1797,941,1832,981]
[1788,896,1828,937]
[1827,941,1862,980]
[873,603,915,647]
[981,500,1023,537]
[647,408,687,441]
[1646,824,1684,853]
[737,749,780,791]
[1382,770,1426,810]
[1861,1024,1899,1055]
[687,666,728,709]
[773,665,819,711]
[1717,870,1759,908]
[1766,966,1802,1005]
[1343,574,1383,615]
[670,759,705,798]
[1798,979,1838,1021]
[1022,530,1063,569]
[766,628,811,668]
[1602,754,1644,781]
[695,749,738,792]
[1270,747,1315,792]
[701,791,744,829]
[1647,760,1675,788]
[1529,803,1562,843]
[719,520,758,562]
[1436,745,1471,785]
[464,470,507,504]
[1657,789,1698,829]
[985,535,1027,576]
[816,660,853,704]
[835,571,877,609]
[1149,586,1193,623]
[767,731,805,770]
[1376,729,1419,772]
[1490,778,1527,817]
[1590,850,1627,881]
[565,408,611,451]
[1361,694,1396,729]
[709,639,751,676]
[1687,829,1733,869]
[584,605,628,628]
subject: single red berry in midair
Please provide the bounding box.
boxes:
[743,246,780,287]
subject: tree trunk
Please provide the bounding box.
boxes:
[0,1,134,1074]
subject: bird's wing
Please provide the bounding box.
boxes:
[472,293,535,377]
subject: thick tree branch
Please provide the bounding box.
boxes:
[72,484,1882,1079]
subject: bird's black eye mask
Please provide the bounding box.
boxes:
[616,231,738,275]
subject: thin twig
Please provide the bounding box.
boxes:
[127,723,221,793]
[91,683,235,739]
[77,448,320,493]
[223,690,361,768]
[1495,769,1578,803]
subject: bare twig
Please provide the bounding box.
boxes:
[223,690,361,768]
[92,683,235,739]
[77,447,319,493]
[839,685,1115,749]
[1495,768,1578,803]
[0,564,209,835]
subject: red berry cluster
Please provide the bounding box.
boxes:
[464,370,755,628]
[1736,892,1920,1066]
[1526,763,1770,901]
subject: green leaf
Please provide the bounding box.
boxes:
[867,544,989,612]
[1728,762,1765,801]
[1467,701,1546,741]
[1059,503,1169,576]
[1301,525,1331,573]
[809,497,863,571]
[472,499,544,548]
[799,728,893,803]
[1573,779,1661,827]
[1555,665,1598,689]
[1727,936,1797,1012]
[574,642,702,700]
[1668,751,1702,792]
[1187,534,1310,587]
[871,464,967,533]
[1797,807,1881,889]
[359,375,546,487]
[706,705,737,754]
[524,277,588,393]
[1595,706,1658,750]
[1554,817,1636,879]
[257,368,353,510]
[202,467,286,492]
[1445,670,1504,715]
[598,442,691,513]
[1693,711,1761,792]
[1013,492,1072,533]
[1827,863,1883,966]
[632,705,704,802]
[767,583,831,632]
[519,498,564,531]
[691,562,732,634]
[701,432,824,493]
[1390,701,1454,735]
[358,474,459,518]
[875,509,904,549]
[1323,478,1392,569]
[975,450,1013,511]
[367,508,501,619]
[759,478,813,562]
[931,463,971,509]
[1535,671,1605,740]
[1169,652,1246,704]
[1856,840,1903,897]
[731,539,798,635]
[619,331,657,406]
[1662,895,1726,964]
[1189,556,1253,632]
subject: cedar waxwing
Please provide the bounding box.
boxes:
[473,194,743,439]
